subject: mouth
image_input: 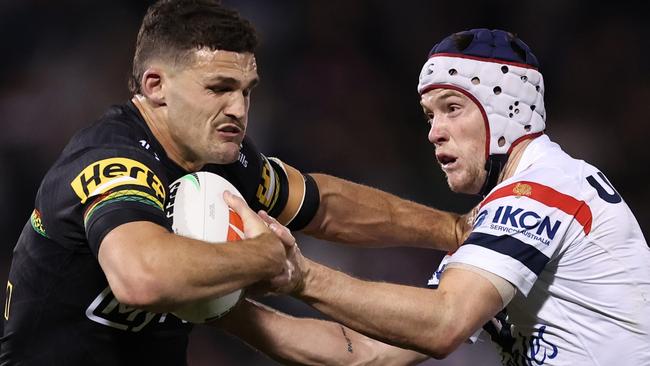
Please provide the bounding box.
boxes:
[216,123,243,138]
[436,152,458,170]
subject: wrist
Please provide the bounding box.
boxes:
[250,232,285,277]
[290,257,313,296]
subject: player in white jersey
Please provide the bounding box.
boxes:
[232,28,650,365]
[430,134,650,364]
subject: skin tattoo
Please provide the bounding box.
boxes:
[340,326,353,353]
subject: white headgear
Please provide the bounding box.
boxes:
[417,29,546,195]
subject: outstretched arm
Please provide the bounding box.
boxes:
[280,167,470,251]
[258,207,505,359]
[295,260,504,359]
[215,298,429,366]
[271,157,471,251]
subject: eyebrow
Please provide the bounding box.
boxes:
[437,90,462,100]
[207,75,259,89]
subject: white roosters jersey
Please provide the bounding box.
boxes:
[445,135,650,365]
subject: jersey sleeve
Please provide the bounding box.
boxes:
[447,175,593,296]
[68,147,170,256]
[212,136,319,231]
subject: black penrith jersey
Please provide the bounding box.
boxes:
[0,101,292,365]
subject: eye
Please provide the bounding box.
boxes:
[448,104,461,115]
[423,112,434,125]
[209,86,234,94]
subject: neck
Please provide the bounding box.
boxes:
[498,138,534,184]
[132,95,199,172]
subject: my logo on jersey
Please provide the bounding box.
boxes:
[85,287,181,332]
[71,158,165,204]
[491,205,561,242]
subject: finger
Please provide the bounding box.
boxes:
[259,210,286,231]
[224,191,262,223]
[258,210,275,226]
[269,223,296,248]
[259,212,293,238]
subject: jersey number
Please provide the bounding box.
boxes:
[586,172,621,204]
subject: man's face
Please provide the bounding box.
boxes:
[162,49,258,166]
[421,88,487,194]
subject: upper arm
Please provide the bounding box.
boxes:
[435,267,505,352]
[68,149,170,256]
[97,220,169,305]
[98,221,168,275]
[267,158,320,230]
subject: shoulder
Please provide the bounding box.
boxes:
[478,165,593,238]
[55,103,164,180]
[64,104,149,157]
[42,104,169,205]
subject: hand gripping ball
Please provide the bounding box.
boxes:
[167,171,246,323]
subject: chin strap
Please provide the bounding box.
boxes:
[479,154,508,197]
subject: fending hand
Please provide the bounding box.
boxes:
[258,211,307,295]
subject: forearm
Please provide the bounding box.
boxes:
[305,173,466,251]
[296,261,504,359]
[217,299,428,366]
[99,222,283,311]
[298,259,451,357]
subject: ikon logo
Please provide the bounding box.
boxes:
[492,206,562,240]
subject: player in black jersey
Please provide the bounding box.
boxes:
[1,1,467,365]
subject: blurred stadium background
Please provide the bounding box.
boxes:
[1,1,648,365]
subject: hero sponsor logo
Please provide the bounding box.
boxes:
[490,206,561,245]
[71,157,165,204]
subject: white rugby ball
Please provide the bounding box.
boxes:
[167,171,246,323]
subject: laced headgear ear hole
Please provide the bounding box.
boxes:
[498,136,506,147]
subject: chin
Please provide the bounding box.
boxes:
[210,145,240,164]
[446,175,480,195]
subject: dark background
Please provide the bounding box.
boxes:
[1,1,648,365]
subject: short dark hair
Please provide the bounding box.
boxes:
[129,0,259,94]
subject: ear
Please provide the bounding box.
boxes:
[140,68,166,106]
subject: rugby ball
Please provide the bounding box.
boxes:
[167,171,246,323]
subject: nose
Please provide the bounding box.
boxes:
[428,117,449,146]
[223,91,247,122]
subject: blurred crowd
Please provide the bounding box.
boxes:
[1,1,648,365]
